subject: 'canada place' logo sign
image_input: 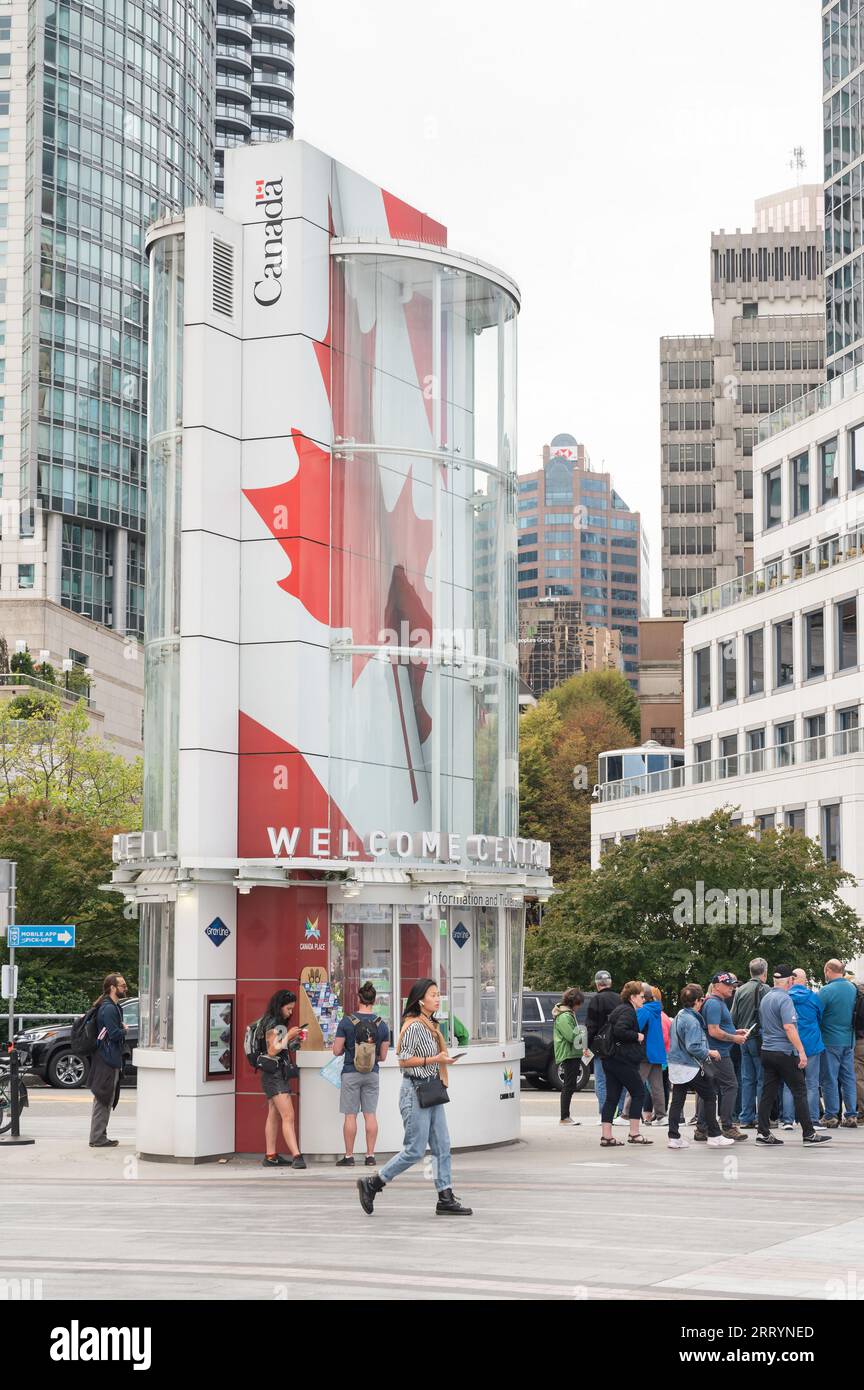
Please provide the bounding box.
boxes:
[254,177,284,307]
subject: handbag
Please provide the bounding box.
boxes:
[415,1076,450,1108]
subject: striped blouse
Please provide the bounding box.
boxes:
[398,1020,440,1078]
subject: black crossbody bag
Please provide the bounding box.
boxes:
[415,1076,450,1108]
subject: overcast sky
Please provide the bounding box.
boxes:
[295,0,823,613]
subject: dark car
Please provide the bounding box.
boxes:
[520,991,596,1092]
[14,998,139,1089]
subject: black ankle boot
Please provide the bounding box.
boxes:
[435,1188,473,1216]
[357,1174,385,1215]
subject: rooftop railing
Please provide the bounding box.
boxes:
[687,518,864,620]
[597,725,863,803]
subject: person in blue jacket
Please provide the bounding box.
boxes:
[782,969,826,1129]
[634,983,668,1123]
[820,958,859,1127]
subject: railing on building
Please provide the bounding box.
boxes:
[597,726,863,803]
[758,359,864,443]
[0,673,93,708]
[687,518,864,620]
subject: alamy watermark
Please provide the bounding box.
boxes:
[672,881,782,935]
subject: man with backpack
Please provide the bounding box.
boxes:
[730,957,770,1129]
[332,982,390,1167]
[82,973,128,1148]
[585,971,621,1122]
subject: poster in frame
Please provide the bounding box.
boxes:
[204,994,235,1080]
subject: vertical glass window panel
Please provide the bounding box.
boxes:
[775,720,795,767]
[791,452,810,515]
[836,596,858,669]
[764,465,782,528]
[474,907,499,1042]
[694,647,711,709]
[820,438,839,504]
[138,901,175,1050]
[774,619,794,687]
[785,809,806,833]
[720,734,738,778]
[694,739,712,784]
[507,909,525,1042]
[746,727,765,773]
[746,629,764,695]
[821,803,841,863]
[399,915,438,1026]
[805,714,827,760]
[719,639,737,703]
[849,423,864,491]
[804,609,825,679]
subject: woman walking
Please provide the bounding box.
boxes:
[666,984,734,1150]
[600,981,653,1147]
[357,979,472,1217]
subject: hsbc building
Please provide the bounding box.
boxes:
[113,141,552,1160]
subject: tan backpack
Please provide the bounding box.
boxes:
[350,1014,381,1074]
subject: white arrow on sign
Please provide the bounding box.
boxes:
[57,930,73,944]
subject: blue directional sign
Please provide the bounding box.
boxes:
[7,925,76,949]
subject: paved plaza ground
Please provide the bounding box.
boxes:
[2,1086,864,1301]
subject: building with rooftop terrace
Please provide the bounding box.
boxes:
[593,361,864,936]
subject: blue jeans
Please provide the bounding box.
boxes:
[738,1036,763,1125]
[379,1078,453,1192]
[822,1044,858,1120]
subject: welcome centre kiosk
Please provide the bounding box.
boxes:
[110,141,553,1160]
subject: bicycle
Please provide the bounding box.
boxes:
[0,1055,29,1135]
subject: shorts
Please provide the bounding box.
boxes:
[339,1070,380,1116]
[261,1069,295,1101]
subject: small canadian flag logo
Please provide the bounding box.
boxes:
[255,179,266,202]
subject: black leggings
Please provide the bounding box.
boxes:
[668,1071,720,1139]
[560,1057,581,1120]
[600,1057,645,1124]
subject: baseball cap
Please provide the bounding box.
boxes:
[594,970,612,986]
[711,971,738,986]
[773,964,793,979]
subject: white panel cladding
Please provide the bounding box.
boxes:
[183,323,243,439]
[180,429,242,541]
[241,334,331,445]
[239,640,329,759]
[177,748,238,861]
[179,636,240,755]
[179,530,241,646]
[241,215,330,342]
[223,138,333,238]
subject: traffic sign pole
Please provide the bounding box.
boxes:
[0,860,33,1146]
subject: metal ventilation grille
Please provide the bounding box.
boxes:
[212,237,235,318]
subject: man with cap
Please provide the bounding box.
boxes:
[756,965,831,1146]
[694,972,749,1141]
[586,971,621,1121]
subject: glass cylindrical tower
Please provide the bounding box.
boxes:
[143,224,184,850]
[329,246,519,842]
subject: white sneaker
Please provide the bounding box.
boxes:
[707,1135,736,1147]
[667,1137,690,1149]
[653,1116,669,1126]
[559,1118,581,1126]
[813,1123,828,1132]
[782,1122,795,1131]
[612,1116,629,1126]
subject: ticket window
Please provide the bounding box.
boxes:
[398,909,451,1040]
[330,907,394,1036]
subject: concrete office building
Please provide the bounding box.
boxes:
[214,0,295,208]
[518,597,621,698]
[592,366,864,947]
[637,616,684,747]
[661,189,826,618]
[517,435,649,691]
[824,0,864,377]
[0,0,214,750]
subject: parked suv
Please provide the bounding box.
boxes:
[14,998,139,1088]
[521,991,596,1092]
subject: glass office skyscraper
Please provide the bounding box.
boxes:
[2,0,213,637]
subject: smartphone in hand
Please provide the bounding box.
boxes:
[448,1051,467,1061]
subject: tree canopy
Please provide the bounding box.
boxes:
[525,809,862,1005]
[519,669,639,877]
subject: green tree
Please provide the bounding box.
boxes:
[0,699,142,825]
[525,809,862,1003]
[545,669,641,741]
[519,682,637,876]
[0,799,138,998]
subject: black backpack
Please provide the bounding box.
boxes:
[243,1017,268,1071]
[853,985,864,1039]
[70,1003,101,1058]
[592,1017,616,1060]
